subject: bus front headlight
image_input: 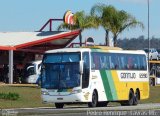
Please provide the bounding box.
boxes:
[41,91,49,95]
[71,89,82,94]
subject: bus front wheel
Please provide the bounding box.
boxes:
[88,90,98,107]
[55,103,64,108]
[127,90,134,106]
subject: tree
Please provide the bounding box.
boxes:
[90,4,117,46]
[91,3,144,47]
[58,11,99,46]
[111,10,144,46]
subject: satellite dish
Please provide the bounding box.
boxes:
[86,37,94,46]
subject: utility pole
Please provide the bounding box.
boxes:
[148,0,150,75]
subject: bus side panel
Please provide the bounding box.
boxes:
[111,70,128,100]
[90,70,149,102]
[116,71,149,100]
[90,70,108,102]
[98,70,119,101]
[93,70,128,101]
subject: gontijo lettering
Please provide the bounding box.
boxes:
[121,73,136,79]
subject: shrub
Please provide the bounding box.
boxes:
[0,92,20,100]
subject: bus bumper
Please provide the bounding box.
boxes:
[42,93,84,103]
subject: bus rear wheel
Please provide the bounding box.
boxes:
[121,90,134,106]
[88,91,98,107]
[55,103,64,109]
[133,90,139,105]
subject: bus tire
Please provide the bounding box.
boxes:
[133,90,139,105]
[127,90,134,106]
[121,90,135,106]
[55,103,64,109]
[88,90,98,107]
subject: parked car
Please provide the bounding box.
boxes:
[156,49,160,60]
[23,60,42,84]
[144,48,159,60]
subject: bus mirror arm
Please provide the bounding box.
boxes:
[80,61,84,75]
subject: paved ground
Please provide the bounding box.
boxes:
[1,103,160,116]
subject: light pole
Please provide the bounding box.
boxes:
[148,0,150,69]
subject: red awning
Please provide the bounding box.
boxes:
[0,30,80,53]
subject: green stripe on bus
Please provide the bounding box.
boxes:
[91,49,98,52]
[106,70,118,100]
[100,70,113,100]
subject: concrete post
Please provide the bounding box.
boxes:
[9,50,13,84]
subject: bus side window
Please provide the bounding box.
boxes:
[133,56,138,70]
[120,55,125,70]
[139,55,147,70]
[91,54,95,69]
[94,54,100,69]
[110,54,117,69]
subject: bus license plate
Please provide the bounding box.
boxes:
[57,98,63,100]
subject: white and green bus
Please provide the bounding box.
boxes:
[41,46,149,108]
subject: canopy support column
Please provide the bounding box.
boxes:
[9,50,13,84]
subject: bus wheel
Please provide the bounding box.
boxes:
[88,91,98,107]
[55,103,64,108]
[127,90,134,106]
[133,90,139,105]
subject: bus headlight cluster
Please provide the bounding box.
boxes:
[41,91,49,95]
[71,89,82,94]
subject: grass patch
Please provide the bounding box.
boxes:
[0,86,52,109]
[140,86,160,103]
[0,92,19,100]
[0,85,159,109]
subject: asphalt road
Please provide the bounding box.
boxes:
[1,103,160,116]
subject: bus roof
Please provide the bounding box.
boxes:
[82,46,122,50]
[45,46,146,55]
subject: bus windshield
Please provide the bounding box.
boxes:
[41,53,81,89]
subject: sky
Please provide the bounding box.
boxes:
[0,0,159,44]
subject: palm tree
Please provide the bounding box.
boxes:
[91,4,117,46]
[91,3,144,47]
[58,11,99,46]
[111,10,144,46]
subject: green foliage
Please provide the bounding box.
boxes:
[57,11,100,46]
[58,4,144,47]
[0,92,20,100]
[91,3,144,46]
[117,36,160,50]
[58,11,99,31]
[0,86,52,109]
